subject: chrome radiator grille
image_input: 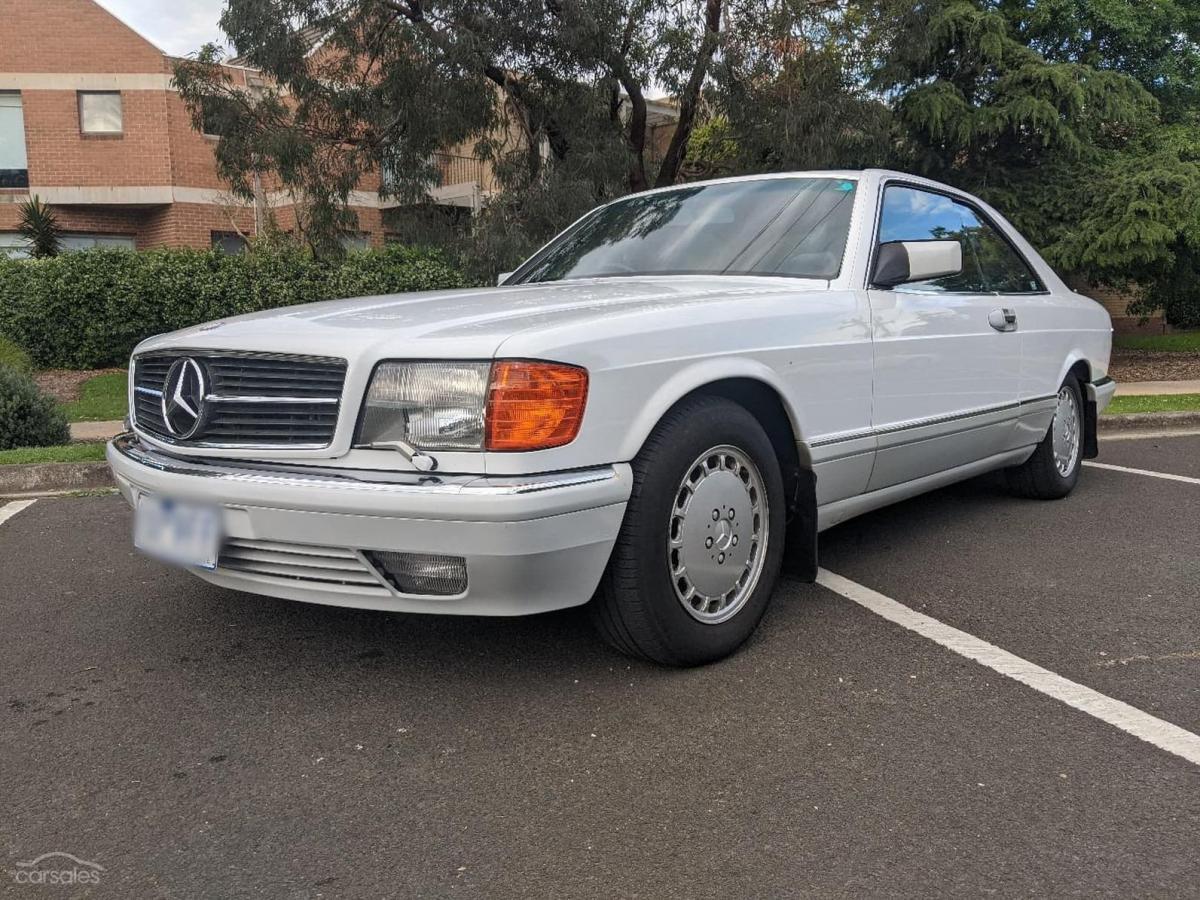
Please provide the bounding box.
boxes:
[132,352,346,448]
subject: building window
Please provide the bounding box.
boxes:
[0,92,29,188]
[60,233,136,251]
[340,233,371,253]
[79,92,123,134]
[201,97,232,139]
[0,233,31,259]
[212,231,249,255]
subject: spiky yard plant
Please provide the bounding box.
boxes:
[18,196,62,258]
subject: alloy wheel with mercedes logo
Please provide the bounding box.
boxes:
[161,357,208,439]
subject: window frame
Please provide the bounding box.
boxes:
[0,232,31,259]
[59,233,137,252]
[867,179,1047,296]
[340,232,372,253]
[77,91,124,136]
[0,91,29,188]
[211,230,249,255]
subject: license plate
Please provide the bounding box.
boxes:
[134,495,223,570]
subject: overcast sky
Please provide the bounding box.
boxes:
[97,0,228,57]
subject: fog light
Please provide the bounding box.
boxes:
[363,551,467,596]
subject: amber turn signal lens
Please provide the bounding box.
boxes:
[485,361,588,451]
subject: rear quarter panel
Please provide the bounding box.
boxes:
[962,197,1113,398]
[1017,292,1112,400]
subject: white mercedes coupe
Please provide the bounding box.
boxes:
[109,170,1115,665]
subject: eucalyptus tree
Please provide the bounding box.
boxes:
[175,0,726,258]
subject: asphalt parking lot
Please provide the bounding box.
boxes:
[2,434,1198,898]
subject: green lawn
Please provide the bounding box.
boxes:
[1113,332,1200,352]
[0,334,32,372]
[0,443,108,465]
[1104,393,1200,415]
[63,372,128,422]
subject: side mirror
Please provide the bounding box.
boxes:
[872,240,962,288]
[497,271,514,286]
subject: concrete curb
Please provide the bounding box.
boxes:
[1115,380,1200,397]
[69,420,125,442]
[1099,411,1200,432]
[0,461,114,499]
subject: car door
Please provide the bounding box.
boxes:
[960,207,1059,450]
[866,183,1022,491]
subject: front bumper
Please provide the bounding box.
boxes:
[107,434,631,615]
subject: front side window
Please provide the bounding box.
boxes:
[0,92,29,188]
[514,177,857,283]
[79,92,123,134]
[877,185,1042,293]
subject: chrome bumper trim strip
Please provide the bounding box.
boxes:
[811,396,1056,450]
[110,433,620,497]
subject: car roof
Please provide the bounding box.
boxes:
[610,169,969,202]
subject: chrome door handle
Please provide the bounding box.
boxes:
[989,307,1018,332]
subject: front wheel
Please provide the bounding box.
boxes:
[590,396,786,666]
[1005,375,1084,499]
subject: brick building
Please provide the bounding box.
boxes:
[0,0,495,257]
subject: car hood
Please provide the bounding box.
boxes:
[136,275,827,360]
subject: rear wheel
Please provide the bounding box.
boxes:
[1005,375,1084,499]
[591,396,786,666]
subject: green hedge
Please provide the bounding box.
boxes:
[0,367,70,450]
[0,245,464,369]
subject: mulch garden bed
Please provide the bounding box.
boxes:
[34,369,124,404]
[1108,349,1200,383]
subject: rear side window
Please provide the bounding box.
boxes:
[970,220,1044,293]
[877,186,1042,294]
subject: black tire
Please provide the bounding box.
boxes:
[1005,375,1084,499]
[590,395,787,666]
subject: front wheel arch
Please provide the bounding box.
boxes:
[635,378,818,583]
[592,393,789,665]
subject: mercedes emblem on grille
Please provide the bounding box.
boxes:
[161,357,207,439]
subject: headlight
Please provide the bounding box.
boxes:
[357,361,491,450]
[355,360,588,452]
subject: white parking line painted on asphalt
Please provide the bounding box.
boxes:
[1083,461,1200,486]
[0,499,37,527]
[817,568,1200,768]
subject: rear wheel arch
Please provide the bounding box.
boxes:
[1064,359,1098,459]
[1067,358,1092,385]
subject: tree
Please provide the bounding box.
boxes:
[17,196,62,258]
[177,0,1200,316]
[174,0,728,261]
[710,0,894,174]
[990,0,1200,325]
[865,0,1200,325]
[997,0,1200,121]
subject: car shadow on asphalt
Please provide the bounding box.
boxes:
[151,472,1021,684]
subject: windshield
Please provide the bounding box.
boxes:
[513,177,857,284]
